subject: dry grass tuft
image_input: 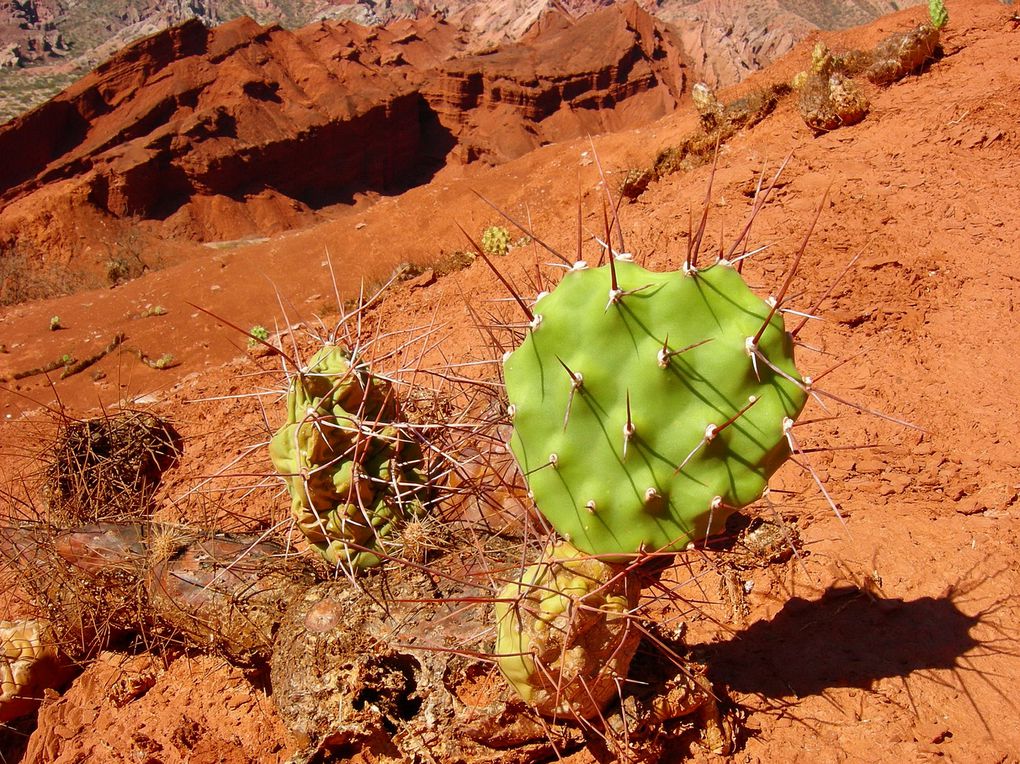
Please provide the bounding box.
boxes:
[42,411,182,526]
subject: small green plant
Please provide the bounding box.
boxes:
[929,0,948,30]
[247,325,270,349]
[153,354,175,370]
[49,316,62,331]
[140,305,167,318]
[480,226,511,258]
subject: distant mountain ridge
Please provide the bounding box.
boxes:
[0,1,693,279]
[1,0,921,122]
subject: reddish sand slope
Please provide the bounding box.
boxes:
[0,1,1018,762]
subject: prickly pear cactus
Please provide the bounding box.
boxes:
[494,540,640,719]
[269,345,428,568]
[503,259,807,556]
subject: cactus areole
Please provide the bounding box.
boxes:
[269,345,427,569]
[503,259,808,557]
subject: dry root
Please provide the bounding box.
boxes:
[146,529,317,664]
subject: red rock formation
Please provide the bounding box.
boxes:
[0,2,689,265]
[0,13,465,256]
[422,2,688,163]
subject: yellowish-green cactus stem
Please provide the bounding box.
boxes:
[929,0,948,30]
[269,345,428,569]
[494,540,641,720]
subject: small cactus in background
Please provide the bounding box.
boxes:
[268,345,429,569]
[481,225,512,257]
[810,40,829,73]
[247,325,270,348]
[49,315,62,331]
[503,258,807,557]
[798,42,869,132]
[866,23,942,85]
[494,540,641,719]
[619,167,653,200]
[929,0,948,30]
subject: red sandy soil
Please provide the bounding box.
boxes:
[2,0,1020,761]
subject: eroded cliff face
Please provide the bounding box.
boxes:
[0,15,463,205]
[422,2,688,163]
[0,2,689,265]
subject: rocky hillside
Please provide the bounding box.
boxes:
[0,2,689,292]
[0,0,923,122]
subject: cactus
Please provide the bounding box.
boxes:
[798,44,870,132]
[494,540,641,719]
[692,82,723,130]
[268,345,428,569]
[810,40,829,73]
[481,225,512,257]
[866,23,942,85]
[929,0,948,30]
[247,324,270,349]
[503,258,807,557]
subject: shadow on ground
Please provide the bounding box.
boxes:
[699,585,981,698]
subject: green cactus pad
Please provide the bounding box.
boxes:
[269,345,427,569]
[504,259,807,557]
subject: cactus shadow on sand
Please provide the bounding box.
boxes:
[697,564,1019,736]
